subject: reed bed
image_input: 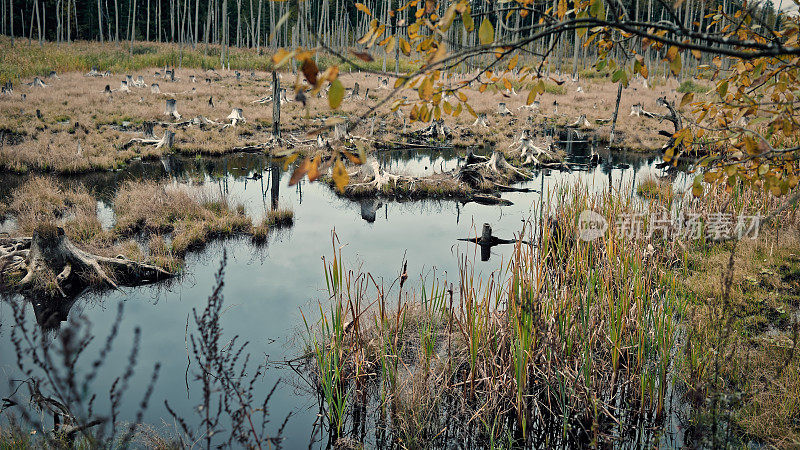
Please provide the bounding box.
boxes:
[302,185,689,447]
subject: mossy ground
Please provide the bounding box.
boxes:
[680,225,800,447]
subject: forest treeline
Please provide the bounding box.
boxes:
[0,0,788,70]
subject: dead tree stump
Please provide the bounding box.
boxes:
[1,225,172,298]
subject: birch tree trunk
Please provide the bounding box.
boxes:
[97,0,103,43]
[9,0,13,44]
[256,0,261,52]
[194,0,199,47]
[34,0,42,46]
[129,0,137,54]
[235,0,241,47]
[170,0,174,43]
[114,0,119,43]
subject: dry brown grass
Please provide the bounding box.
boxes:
[636,175,674,203]
[0,70,300,172]
[0,66,691,174]
[1,177,265,271]
[5,176,104,244]
[113,181,252,255]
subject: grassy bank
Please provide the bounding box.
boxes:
[0,176,292,273]
[676,184,800,447]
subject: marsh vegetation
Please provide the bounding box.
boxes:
[1,0,800,447]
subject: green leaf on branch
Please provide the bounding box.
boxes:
[462,7,475,32]
[479,18,494,45]
[329,79,344,109]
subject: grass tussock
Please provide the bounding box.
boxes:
[5,176,105,244]
[636,175,674,203]
[113,181,251,255]
[252,207,294,244]
[677,79,709,94]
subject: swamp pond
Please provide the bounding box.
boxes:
[0,141,693,448]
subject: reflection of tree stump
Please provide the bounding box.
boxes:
[1,225,172,299]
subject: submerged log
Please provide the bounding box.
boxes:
[1,225,173,298]
[457,223,528,261]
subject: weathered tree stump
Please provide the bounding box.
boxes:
[1,225,173,299]
[457,223,521,261]
[142,121,156,139]
[30,77,48,88]
[349,82,360,100]
[568,114,591,129]
[226,108,246,126]
[124,129,174,150]
[497,103,513,116]
[472,114,489,128]
[415,119,453,140]
[164,98,181,120]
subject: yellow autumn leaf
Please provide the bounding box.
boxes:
[508,54,519,71]
[355,2,371,16]
[332,159,349,193]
